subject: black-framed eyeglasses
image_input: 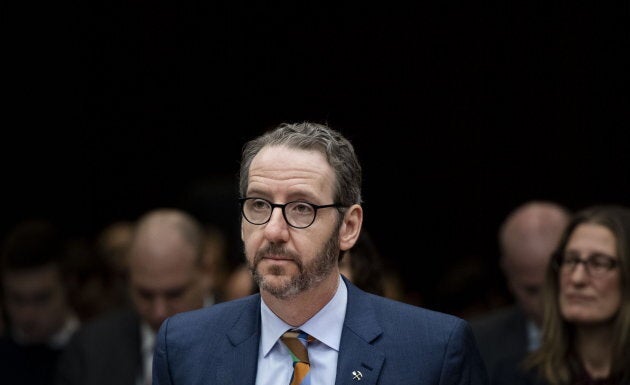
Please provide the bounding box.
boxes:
[552,251,619,278]
[238,197,346,229]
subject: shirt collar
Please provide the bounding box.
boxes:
[13,313,80,349]
[260,274,348,357]
[49,314,80,349]
[140,321,156,355]
[525,318,541,351]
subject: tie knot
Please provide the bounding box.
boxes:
[282,330,313,343]
[281,330,313,364]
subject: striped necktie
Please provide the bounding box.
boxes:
[281,330,314,385]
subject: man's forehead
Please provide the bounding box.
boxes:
[249,147,336,199]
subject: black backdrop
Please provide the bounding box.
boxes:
[5,2,629,312]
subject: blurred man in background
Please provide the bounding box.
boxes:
[1,219,80,385]
[470,200,570,377]
[56,208,212,385]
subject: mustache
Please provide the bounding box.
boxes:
[255,243,300,262]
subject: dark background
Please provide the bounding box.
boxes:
[5,2,629,313]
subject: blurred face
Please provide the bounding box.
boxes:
[2,264,70,344]
[242,146,344,300]
[559,223,622,325]
[128,242,206,333]
[504,251,548,326]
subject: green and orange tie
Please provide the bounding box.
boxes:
[281,330,315,385]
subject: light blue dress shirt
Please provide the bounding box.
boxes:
[255,275,347,385]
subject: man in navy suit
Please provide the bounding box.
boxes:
[153,122,489,385]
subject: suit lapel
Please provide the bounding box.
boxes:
[222,295,261,385]
[92,310,142,385]
[113,311,143,385]
[335,279,385,385]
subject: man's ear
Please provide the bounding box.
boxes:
[339,204,363,252]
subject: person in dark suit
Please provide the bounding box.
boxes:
[56,208,212,385]
[153,122,488,384]
[469,201,570,378]
[0,219,80,385]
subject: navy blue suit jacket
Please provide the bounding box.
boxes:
[154,277,489,385]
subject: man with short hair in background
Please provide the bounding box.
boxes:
[56,208,212,385]
[470,200,570,378]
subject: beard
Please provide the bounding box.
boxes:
[250,231,340,300]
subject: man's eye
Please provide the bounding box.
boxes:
[293,203,312,214]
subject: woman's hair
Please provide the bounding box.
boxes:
[238,122,362,207]
[525,205,630,385]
